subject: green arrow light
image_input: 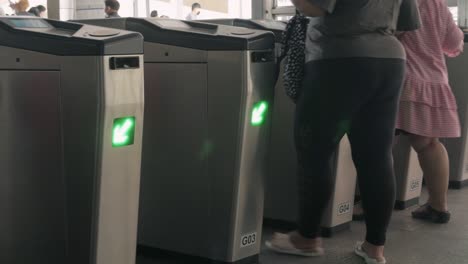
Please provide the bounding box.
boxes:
[112,117,135,147]
[251,101,269,126]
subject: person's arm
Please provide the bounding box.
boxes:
[397,0,421,32]
[299,0,336,17]
[442,6,464,57]
[302,3,326,17]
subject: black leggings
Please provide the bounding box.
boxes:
[295,58,405,246]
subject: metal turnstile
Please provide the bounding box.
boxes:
[393,137,424,209]
[200,19,285,57]
[204,19,357,236]
[74,18,276,263]
[444,37,468,189]
[0,17,144,264]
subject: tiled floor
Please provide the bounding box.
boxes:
[137,188,468,264]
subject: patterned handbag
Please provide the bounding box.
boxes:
[277,15,310,103]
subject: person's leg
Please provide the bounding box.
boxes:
[267,59,369,253]
[348,58,405,261]
[353,185,365,221]
[275,113,342,251]
[409,135,450,222]
[292,101,347,246]
[349,114,396,261]
[353,134,402,221]
[292,60,355,248]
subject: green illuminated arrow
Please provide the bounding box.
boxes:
[251,101,268,126]
[113,118,134,145]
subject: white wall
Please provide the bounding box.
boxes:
[276,0,291,7]
[75,0,102,19]
[0,0,254,19]
[75,0,135,19]
[149,0,251,19]
[135,0,146,17]
[59,0,73,20]
[149,0,177,18]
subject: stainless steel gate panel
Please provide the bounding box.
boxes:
[138,63,209,256]
[444,44,468,189]
[0,71,66,264]
[208,51,275,262]
[0,17,145,264]
[95,55,144,264]
[204,19,357,236]
[73,17,275,263]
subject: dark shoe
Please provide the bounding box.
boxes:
[412,204,451,224]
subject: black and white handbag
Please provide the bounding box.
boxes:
[277,15,310,103]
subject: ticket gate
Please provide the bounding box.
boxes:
[0,17,144,264]
[74,18,276,263]
[444,37,468,189]
[201,19,285,57]
[204,18,357,236]
[393,137,424,209]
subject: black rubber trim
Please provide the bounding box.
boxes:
[73,18,275,51]
[321,222,351,238]
[449,179,468,189]
[394,197,420,210]
[137,245,259,264]
[200,19,285,43]
[0,17,143,55]
[263,218,297,232]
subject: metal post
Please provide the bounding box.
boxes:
[146,0,150,17]
[47,0,60,20]
[264,0,273,19]
[459,0,467,28]
[134,0,138,17]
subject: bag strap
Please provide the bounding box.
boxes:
[273,15,309,87]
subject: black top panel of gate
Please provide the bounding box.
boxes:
[201,19,285,43]
[0,17,143,55]
[73,18,275,51]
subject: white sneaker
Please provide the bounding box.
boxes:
[265,233,324,257]
[354,242,386,264]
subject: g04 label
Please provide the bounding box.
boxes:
[338,202,351,215]
[240,232,257,248]
[410,179,421,191]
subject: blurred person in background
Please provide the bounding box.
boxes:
[9,0,31,16]
[185,2,200,20]
[35,5,46,17]
[104,0,120,18]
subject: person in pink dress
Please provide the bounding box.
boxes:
[397,0,464,223]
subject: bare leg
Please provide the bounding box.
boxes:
[409,135,449,212]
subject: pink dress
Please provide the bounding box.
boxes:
[396,0,464,138]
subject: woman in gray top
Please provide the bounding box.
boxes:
[266,1,420,263]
